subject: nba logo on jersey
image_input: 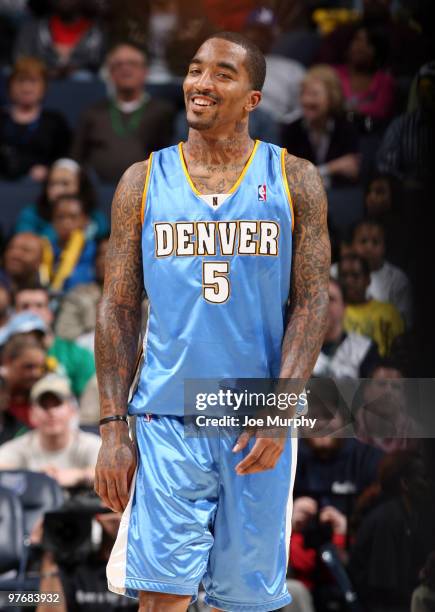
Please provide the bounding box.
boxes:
[258,184,267,201]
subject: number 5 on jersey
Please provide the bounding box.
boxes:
[202,261,230,304]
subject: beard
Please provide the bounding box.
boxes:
[186,111,218,131]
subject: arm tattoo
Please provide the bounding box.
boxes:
[280,154,331,381]
[95,161,146,418]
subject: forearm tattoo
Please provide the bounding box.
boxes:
[95,161,146,418]
[280,153,331,381]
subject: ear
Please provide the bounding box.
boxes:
[29,405,38,428]
[245,90,262,113]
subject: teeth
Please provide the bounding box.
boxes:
[192,97,214,107]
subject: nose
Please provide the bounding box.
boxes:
[194,68,214,92]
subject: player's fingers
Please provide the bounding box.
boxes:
[238,446,277,475]
[235,442,266,474]
[106,475,124,513]
[96,474,110,508]
[232,428,255,453]
[94,471,100,497]
[115,471,130,511]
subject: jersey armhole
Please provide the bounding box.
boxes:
[140,153,154,225]
[281,148,295,233]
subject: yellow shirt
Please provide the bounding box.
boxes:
[344,300,405,357]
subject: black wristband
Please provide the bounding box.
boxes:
[99,415,128,426]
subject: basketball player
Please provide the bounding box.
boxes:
[95,32,330,612]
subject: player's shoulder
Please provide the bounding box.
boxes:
[120,159,149,185]
[283,151,319,182]
[283,152,326,215]
[111,160,150,223]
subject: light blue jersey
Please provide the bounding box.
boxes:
[129,140,294,416]
[109,141,298,610]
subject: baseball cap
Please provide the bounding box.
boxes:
[245,7,276,28]
[30,374,72,405]
[0,312,47,346]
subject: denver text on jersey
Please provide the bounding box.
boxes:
[154,220,280,257]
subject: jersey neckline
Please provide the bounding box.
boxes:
[178,139,260,199]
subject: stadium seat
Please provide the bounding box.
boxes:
[0,470,64,537]
[44,78,107,129]
[0,178,113,237]
[0,485,24,575]
[0,177,41,236]
[327,187,364,231]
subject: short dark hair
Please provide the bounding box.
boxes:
[52,193,87,214]
[351,217,385,242]
[367,357,403,378]
[106,40,147,64]
[203,31,266,91]
[2,334,44,362]
[339,253,370,278]
[37,163,97,222]
[13,283,48,306]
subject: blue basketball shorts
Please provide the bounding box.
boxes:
[107,414,298,611]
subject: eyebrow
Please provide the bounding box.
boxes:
[190,58,239,74]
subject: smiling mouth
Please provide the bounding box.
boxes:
[191,96,217,108]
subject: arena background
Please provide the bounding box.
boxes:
[0,1,434,611]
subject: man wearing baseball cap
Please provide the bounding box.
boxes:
[0,373,100,489]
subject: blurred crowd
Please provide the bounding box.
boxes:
[0,0,434,611]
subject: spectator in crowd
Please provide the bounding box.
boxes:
[0,373,100,489]
[55,235,108,340]
[0,281,11,330]
[313,278,380,379]
[242,6,306,126]
[290,391,383,605]
[145,0,180,96]
[354,360,420,453]
[45,194,97,292]
[15,158,109,241]
[0,332,46,426]
[270,0,321,68]
[376,60,435,190]
[13,0,105,78]
[1,232,45,290]
[364,173,409,269]
[281,65,360,188]
[334,25,395,130]
[0,57,71,181]
[339,253,404,356]
[365,172,398,218]
[0,373,27,445]
[316,0,431,78]
[11,285,96,399]
[348,450,435,611]
[351,218,413,326]
[37,512,138,612]
[72,42,174,183]
[106,0,213,104]
[290,495,350,599]
[411,551,435,612]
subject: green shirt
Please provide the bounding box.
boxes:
[47,336,95,397]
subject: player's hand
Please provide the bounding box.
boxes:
[95,421,137,513]
[233,427,287,475]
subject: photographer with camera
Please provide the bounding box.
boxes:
[36,510,137,612]
[290,402,383,610]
